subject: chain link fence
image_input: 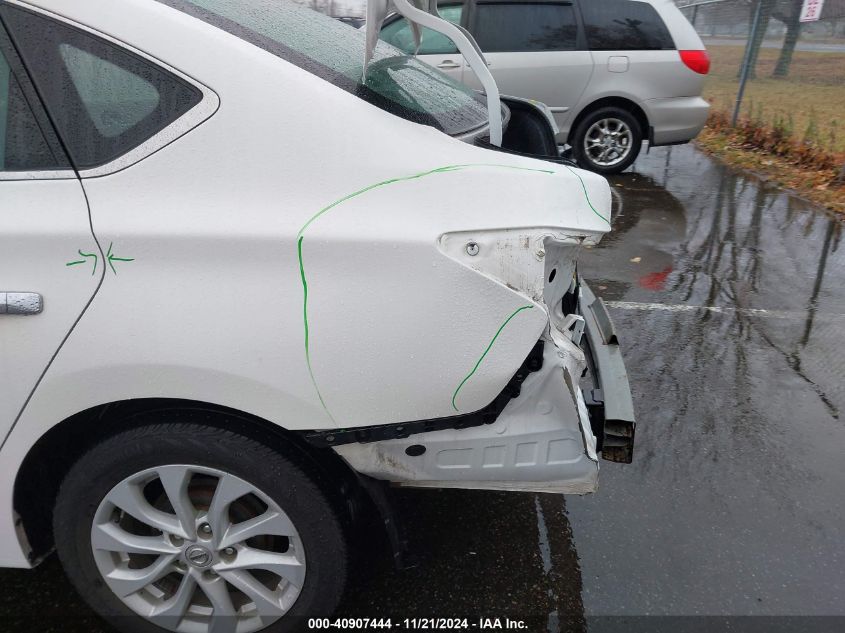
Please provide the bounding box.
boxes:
[675,0,845,182]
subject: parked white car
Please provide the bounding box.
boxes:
[0,0,634,630]
[380,0,711,174]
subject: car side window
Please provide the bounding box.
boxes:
[380,4,463,55]
[59,44,162,139]
[579,0,675,51]
[0,46,64,172]
[473,2,578,52]
[0,5,202,170]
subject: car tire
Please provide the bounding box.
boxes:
[53,421,348,633]
[571,107,642,175]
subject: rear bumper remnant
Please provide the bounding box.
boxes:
[580,282,637,463]
[325,279,635,493]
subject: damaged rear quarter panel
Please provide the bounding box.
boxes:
[299,163,611,428]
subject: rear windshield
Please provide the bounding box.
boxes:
[156,0,490,136]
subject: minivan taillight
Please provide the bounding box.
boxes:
[679,50,710,75]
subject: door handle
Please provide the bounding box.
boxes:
[436,60,461,70]
[0,292,43,315]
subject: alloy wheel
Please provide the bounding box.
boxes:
[583,117,633,167]
[90,464,306,633]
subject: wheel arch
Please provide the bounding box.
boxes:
[567,96,650,145]
[14,398,362,562]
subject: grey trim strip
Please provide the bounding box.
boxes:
[78,80,219,178]
[0,169,76,181]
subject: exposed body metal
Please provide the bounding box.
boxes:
[334,334,601,494]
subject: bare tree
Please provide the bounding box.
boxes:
[771,0,803,77]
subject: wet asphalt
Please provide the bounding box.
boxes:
[1,144,843,632]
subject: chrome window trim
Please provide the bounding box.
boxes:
[0,170,76,181]
[6,0,220,180]
[78,80,218,179]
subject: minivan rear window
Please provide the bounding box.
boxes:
[474,3,578,52]
[579,0,675,51]
[157,0,491,137]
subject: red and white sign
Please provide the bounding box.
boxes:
[799,0,825,22]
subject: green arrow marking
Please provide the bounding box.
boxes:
[106,242,134,274]
[66,250,98,275]
[67,244,133,275]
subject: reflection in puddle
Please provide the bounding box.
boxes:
[569,145,845,617]
[580,145,844,420]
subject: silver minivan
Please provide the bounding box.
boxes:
[380,0,710,174]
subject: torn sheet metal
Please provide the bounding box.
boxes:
[365,0,503,145]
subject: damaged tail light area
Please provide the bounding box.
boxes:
[438,228,594,338]
[438,229,598,413]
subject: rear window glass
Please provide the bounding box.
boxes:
[157,0,490,136]
[579,0,674,51]
[474,3,578,52]
[381,4,463,55]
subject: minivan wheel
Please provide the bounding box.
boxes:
[53,423,348,633]
[571,107,642,175]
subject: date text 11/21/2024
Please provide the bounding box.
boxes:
[307,618,529,630]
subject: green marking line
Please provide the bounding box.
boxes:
[65,250,98,275]
[562,164,609,225]
[295,162,606,420]
[106,243,116,274]
[296,163,554,240]
[451,305,534,412]
[67,244,133,275]
[296,163,554,419]
[106,242,134,274]
[298,236,335,423]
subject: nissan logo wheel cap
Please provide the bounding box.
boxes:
[184,545,213,568]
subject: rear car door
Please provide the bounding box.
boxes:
[0,2,205,444]
[379,3,465,81]
[0,13,99,444]
[463,0,593,134]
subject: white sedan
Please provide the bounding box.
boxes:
[0,0,634,630]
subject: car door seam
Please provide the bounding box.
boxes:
[1,182,107,452]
